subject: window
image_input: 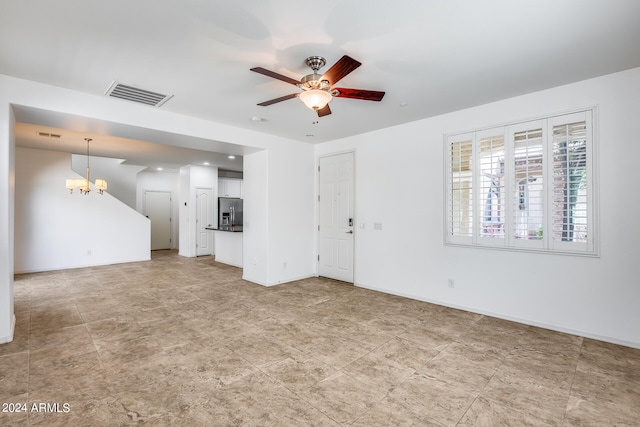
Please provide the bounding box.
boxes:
[445,109,596,255]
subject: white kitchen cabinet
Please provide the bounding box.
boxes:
[218,178,242,198]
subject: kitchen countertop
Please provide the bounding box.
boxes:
[205,226,243,232]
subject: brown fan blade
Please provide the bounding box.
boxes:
[250,67,301,86]
[257,93,298,106]
[317,104,332,117]
[321,56,361,86]
[334,88,385,102]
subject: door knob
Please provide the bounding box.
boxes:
[345,230,353,234]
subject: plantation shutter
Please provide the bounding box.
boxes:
[549,111,592,253]
[477,129,506,243]
[447,134,473,243]
[509,121,545,249]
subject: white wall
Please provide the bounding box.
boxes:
[242,143,316,286]
[136,170,180,249]
[14,147,150,273]
[0,105,15,343]
[242,151,268,284]
[266,143,316,285]
[177,165,218,257]
[178,166,191,257]
[316,67,640,348]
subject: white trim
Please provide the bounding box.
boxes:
[0,314,15,344]
[14,258,151,275]
[355,282,640,350]
[243,273,316,287]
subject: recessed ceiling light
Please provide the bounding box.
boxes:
[228,155,235,160]
[156,167,163,171]
[203,162,210,166]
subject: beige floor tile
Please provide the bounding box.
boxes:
[388,372,479,426]
[397,325,454,351]
[351,396,446,426]
[576,338,640,377]
[342,349,416,394]
[481,368,569,426]
[260,354,337,392]
[0,353,29,399]
[0,394,29,427]
[298,371,386,425]
[570,368,640,419]
[29,324,96,361]
[29,303,84,331]
[420,351,499,390]
[457,396,554,426]
[564,394,640,426]
[2,250,640,426]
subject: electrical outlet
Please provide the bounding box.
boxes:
[447,279,454,288]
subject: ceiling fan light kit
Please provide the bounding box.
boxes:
[299,89,332,110]
[251,55,385,117]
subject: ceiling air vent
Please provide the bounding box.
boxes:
[37,131,61,138]
[105,81,173,107]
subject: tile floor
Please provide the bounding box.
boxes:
[1,250,639,426]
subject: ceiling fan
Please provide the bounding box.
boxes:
[250,55,385,117]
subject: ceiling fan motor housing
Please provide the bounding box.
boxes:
[305,56,326,72]
[299,73,331,91]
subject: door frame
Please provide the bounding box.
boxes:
[316,150,357,284]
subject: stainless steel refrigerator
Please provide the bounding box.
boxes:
[218,197,243,226]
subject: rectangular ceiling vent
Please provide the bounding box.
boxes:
[37,131,61,138]
[105,81,173,107]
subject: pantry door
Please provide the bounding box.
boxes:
[196,187,213,256]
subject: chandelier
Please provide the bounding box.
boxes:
[65,138,107,195]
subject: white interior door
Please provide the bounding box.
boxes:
[144,190,172,250]
[196,187,213,256]
[318,152,354,282]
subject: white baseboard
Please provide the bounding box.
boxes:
[242,273,316,287]
[355,282,640,350]
[0,314,16,344]
[14,257,151,275]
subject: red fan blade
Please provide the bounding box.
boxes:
[321,56,361,86]
[317,104,332,117]
[257,93,298,106]
[334,88,385,102]
[250,67,301,86]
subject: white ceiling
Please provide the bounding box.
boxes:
[2,0,640,171]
